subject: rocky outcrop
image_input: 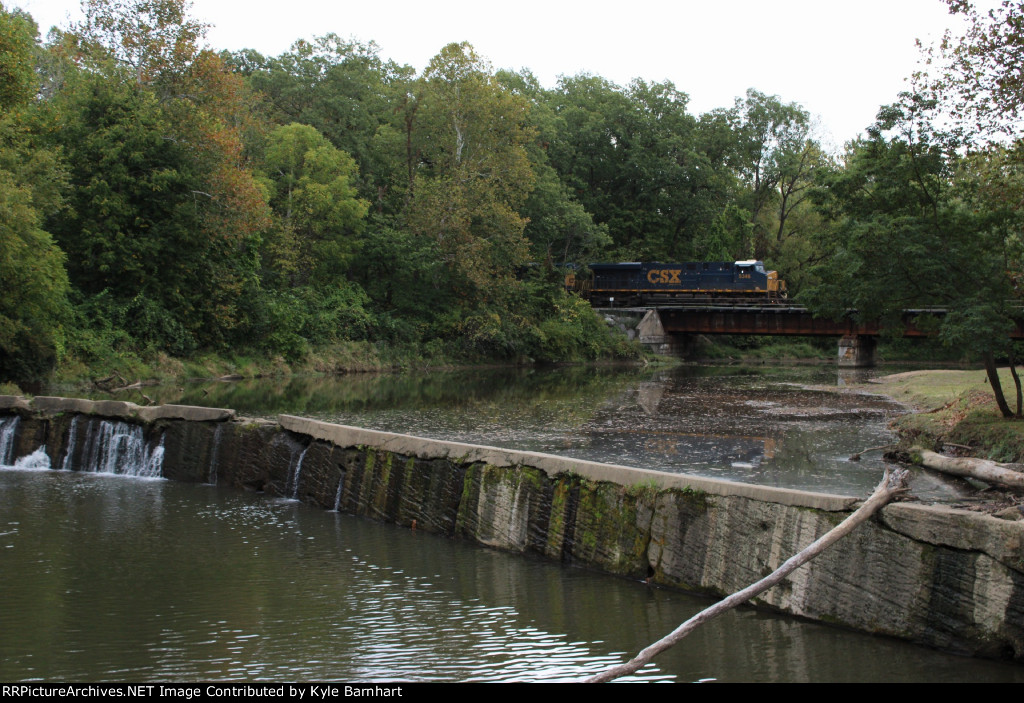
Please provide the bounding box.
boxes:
[2,395,1022,662]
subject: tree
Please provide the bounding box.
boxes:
[74,0,207,91]
[260,122,369,286]
[544,75,725,260]
[0,5,71,381]
[226,34,413,211]
[806,96,1022,416]
[728,89,817,260]
[44,0,269,352]
[0,2,35,108]
[403,43,535,295]
[923,0,1024,141]
[909,0,1024,415]
[495,68,611,265]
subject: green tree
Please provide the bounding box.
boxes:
[923,0,1024,141]
[0,5,70,381]
[404,42,535,294]
[43,0,269,352]
[75,0,207,92]
[495,68,610,265]
[226,34,413,211]
[807,97,1021,416]
[544,74,736,260]
[728,89,817,260]
[261,122,369,287]
[0,2,35,107]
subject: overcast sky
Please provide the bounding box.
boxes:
[14,0,989,149]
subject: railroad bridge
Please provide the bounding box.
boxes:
[600,304,1024,367]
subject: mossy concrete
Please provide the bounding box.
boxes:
[2,395,1023,662]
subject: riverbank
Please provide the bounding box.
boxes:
[861,369,1024,464]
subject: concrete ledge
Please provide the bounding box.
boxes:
[136,404,235,423]
[278,414,858,512]
[2,395,235,423]
[0,396,31,412]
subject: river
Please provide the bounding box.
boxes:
[1,363,1019,681]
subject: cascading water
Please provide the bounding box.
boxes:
[333,474,345,511]
[287,444,310,499]
[13,447,51,470]
[207,424,224,485]
[0,416,20,466]
[77,418,165,478]
[61,416,79,470]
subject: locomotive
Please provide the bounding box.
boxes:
[573,260,787,306]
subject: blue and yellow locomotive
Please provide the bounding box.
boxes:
[576,260,786,306]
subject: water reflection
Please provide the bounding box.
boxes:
[1,470,1020,683]
[62,364,965,499]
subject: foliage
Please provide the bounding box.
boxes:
[225,34,411,209]
[0,6,70,381]
[74,0,207,92]
[807,95,1023,415]
[0,3,36,109]
[260,122,369,287]
[543,74,731,260]
[922,0,1024,142]
[404,43,535,295]
[40,0,269,354]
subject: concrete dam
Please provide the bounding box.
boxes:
[1,394,1022,664]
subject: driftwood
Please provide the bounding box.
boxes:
[92,373,127,391]
[849,443,896,461]
[909,446,1024,490]
[108,379,159,393]
[584,469,909,683]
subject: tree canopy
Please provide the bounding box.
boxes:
[6,0,1024,385]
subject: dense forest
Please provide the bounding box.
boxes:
[1,0,1022,397]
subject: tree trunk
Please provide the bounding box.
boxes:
[1009,348,1022,418]
[584,469,909,683]
[909,446,1024,489]
[984,351,1014,419]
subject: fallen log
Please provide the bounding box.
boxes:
[909,446,1024,490]
[849,443,895,461]
[584,468,909,683]
[109,379,159,393]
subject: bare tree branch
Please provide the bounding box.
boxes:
[585,469,909,683]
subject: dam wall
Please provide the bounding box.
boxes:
[2,395,1022,662]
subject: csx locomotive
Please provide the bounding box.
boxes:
[573,260,787,306]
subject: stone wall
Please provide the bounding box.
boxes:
[2,395,1022,662]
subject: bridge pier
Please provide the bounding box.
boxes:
[838,335,876,368]
[598,309,691,355]
[635,310,694,355]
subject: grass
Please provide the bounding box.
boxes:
[866,369,998,411]
[863,368,1024,462]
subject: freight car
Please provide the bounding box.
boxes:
[578,260,787,306]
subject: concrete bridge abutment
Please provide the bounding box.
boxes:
[599,308,693,356]
[838,334,877,368]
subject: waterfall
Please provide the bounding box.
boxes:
[287,444,310,499]
[62,416,79,470]
[79,418,165,478]
[13,447,51,470]
[0,416,20,466]
[333,474,345,511]
[207,424,224,485]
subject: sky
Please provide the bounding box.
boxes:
[12,0,989,149]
